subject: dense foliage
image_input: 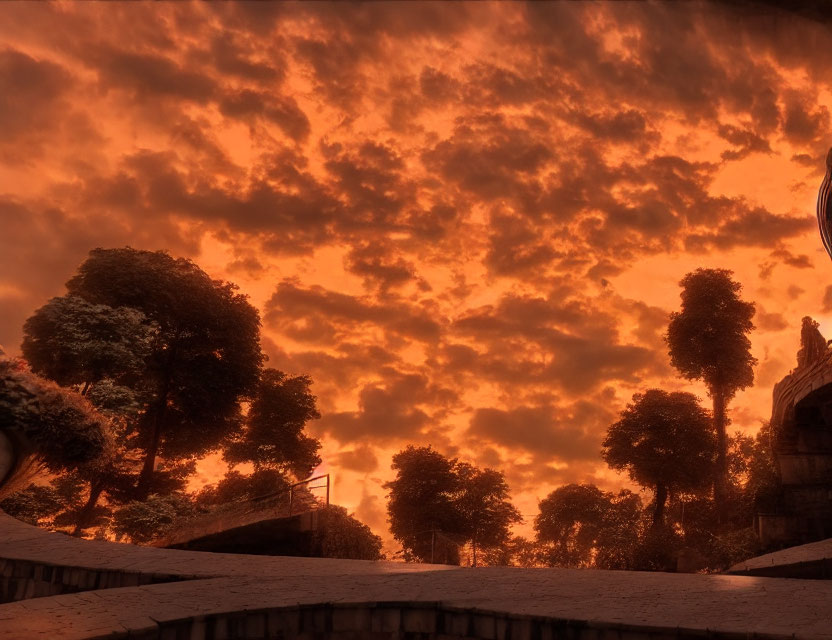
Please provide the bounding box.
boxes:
[386,446,521,565]
[223,369,321,478]
[535,484,643,569]
[602,389,716,528]
[0,359,110,479]
[1,247,363,555]
[666,268,756,516]
[3,256,780,572]
[63,248,265,497]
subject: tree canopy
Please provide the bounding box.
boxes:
[22,295,155,393]
[62,247,265,496]
[455,463,522,566]
[385,445,463,563]
[666,268,756,514]
[0,358,110,484]
[385,445,520,565]
[223,368,321,479]
[602,389,716,528]
[534,483,643,569]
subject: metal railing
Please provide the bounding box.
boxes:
[152,473,331,547]
[249,473,330,516]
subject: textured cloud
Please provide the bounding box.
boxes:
[0,1,828,538]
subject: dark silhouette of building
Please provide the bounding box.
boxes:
[758,317,832,547]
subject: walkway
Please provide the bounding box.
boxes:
[3,512,832,639]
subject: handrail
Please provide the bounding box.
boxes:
[248,473,330,516]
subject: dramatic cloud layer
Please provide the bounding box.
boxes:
[2,2,831,540]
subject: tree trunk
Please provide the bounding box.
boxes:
[136,406,165,499]
[72,481,105,537]
[712,385,728,521]
[652,484,667,529]
[136,344,177,499]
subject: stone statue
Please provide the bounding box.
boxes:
[797,316,827,369]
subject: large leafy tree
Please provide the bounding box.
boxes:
[666,268,756,516]
[63,248,264,497]
[535,484,608,568]
[223,368,321,479]
[0,358,110,499]
[385,446,463,563]
[21,292,179,534]
[22,295,155,395]
[534,483,643,569]
[196,468,293,508]
[385,446,521,565]
[602,389,716,529]
[454,463,522,567]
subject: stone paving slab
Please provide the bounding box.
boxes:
[729,537,832,574]
[3,569,832,639]
[0,512,451,579]
[4,512,832,639]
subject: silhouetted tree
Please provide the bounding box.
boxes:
[22,295,155,395]
[110,492,195,544]
[744,422,780,515]
[602,389,716,529]
[223,369,321,479]
[666,268,756,516]
[454,463,522,567]
[312,505,384,560]
[63,248,264,498]
[476,536,541,568]
[0,358,110,498]
[195,468,292,508]
[535,483,608,568]
[534,484,643,569]
[385,446,521,565]
[20,298,157,535]
[594,489,645,570]
[385,446,464,564]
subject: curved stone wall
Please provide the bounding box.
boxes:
[3,511,832,639]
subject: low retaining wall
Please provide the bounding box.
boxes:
[0,556,183,603]
[142,601,798,640]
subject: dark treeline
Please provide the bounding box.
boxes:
[384,268,775,571]
[0,247,381,560]
[1,250,778,571]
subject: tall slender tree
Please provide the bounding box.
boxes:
[666,269,756,516]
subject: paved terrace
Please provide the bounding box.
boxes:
[2,512,832,640]
[729,537,832,578]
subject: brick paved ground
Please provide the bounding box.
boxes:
[730,537,832,573]
[3,512,832,639]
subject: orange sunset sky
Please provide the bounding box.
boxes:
[2,1,832,545]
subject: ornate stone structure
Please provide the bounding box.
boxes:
[757,317,832,547]
[817,147,832,261]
